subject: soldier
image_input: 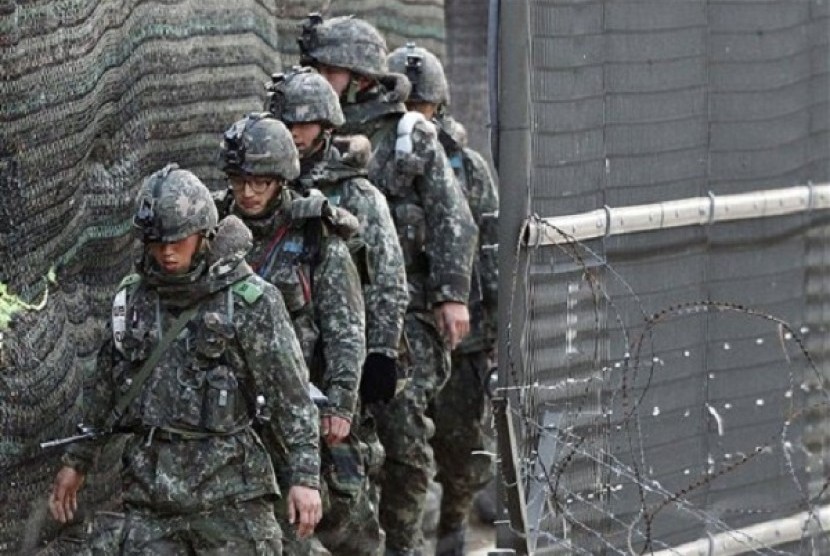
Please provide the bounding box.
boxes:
[388,43,500,556]
[48,164,322,555]
[265,66,411,554]
[298,15,478,556]
[267,66,408,410]
[217,113,368,556]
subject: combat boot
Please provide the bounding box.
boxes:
[473,480,497,524]
[434,527,465,556]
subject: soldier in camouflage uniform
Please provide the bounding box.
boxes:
[388,44,500,556]
[265,66,411,554]
[49,164,322,555]
[216,113,368,556]
[267,66,408,408]
[298,15,478,556]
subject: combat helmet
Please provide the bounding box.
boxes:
[298,13,389,77]
[387,43,449,106]
[219,113,301,180]
[266,66,345,128]
[133,163,218,243]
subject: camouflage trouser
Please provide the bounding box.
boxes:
[431,349,495,535]
[375,313,450,552]
[80,498,282,555]
[279,433,383,556]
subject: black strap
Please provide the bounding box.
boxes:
[106,306,198,430]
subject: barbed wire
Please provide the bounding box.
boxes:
[499,216,830,554]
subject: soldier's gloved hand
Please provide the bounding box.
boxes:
[434,301,471,350]
[360,353,398,404]
[287,485,322,539]
[49,466,85,523]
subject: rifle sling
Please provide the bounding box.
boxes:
[106,306,198,430]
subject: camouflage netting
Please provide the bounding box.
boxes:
[0,2,445,553]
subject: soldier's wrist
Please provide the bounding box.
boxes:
[321,407,354,422]
[325,385,359,418]
[428,273,471,305]
[291,475,321,491]
[61,451,91,475]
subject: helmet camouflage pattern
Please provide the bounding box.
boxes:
[388,43,449,106]
[219,113,300,180]
[297,13,389,77]
[266,66,345,128]
[133,163,218,243]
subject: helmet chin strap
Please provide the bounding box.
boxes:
[342,77,361,105]
[300,128,330,159]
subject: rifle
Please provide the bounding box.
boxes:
[43,384,328,450]
[40,424,107,450]
[308,383,330,409]
[254,384,329,428]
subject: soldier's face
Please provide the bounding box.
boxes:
[230,176,282,217]
[289,122,324,158]
[147,234,202,274]
[406,101,438,120]
[317,64,353,95]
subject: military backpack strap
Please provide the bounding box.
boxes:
[105,305,199,430]
[112,274,141,354]
[368,116,398,149]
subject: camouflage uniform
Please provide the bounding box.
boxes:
[299,16,478,555]
[432,116,499,554]
[267,68,411,555]
[268,67,408,382]
[64,165,320,555]
[218,114,369,556]
[389,45,499,555]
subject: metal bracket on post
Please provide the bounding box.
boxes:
[706,191,717,226]
[493,395,530,555]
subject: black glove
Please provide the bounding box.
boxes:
[360,354,398,404]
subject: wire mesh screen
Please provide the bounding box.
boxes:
[498,0,830,553]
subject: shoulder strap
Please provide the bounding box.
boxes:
[118,273,141,290]
[112,275,142,354]
[302,217,325,273]
[106,305,198,429]
[368,116,398,149]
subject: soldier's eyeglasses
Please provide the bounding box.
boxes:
[229,177,278,194]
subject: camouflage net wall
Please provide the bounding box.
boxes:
[0,2,445,553]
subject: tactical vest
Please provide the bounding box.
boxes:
[111,274,262,434]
